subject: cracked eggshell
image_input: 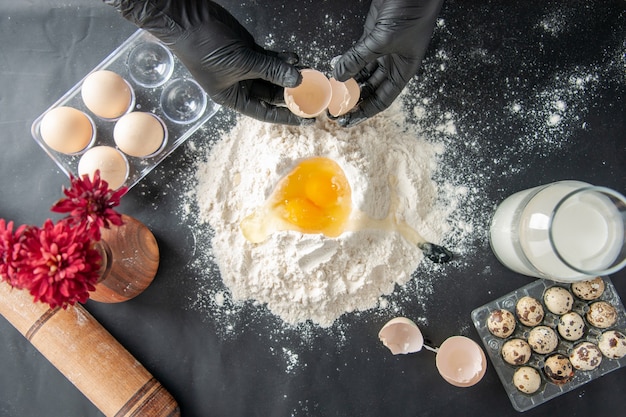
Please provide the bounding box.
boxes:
[328,78,360,117]
[284,69,332,118]
[436,336,487,387]
[378,317,424,355]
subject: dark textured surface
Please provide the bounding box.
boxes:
[1,1,624,416]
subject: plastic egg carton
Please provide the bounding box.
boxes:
[471,276,626,412]
[30,29,220,190]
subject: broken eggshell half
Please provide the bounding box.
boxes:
[435,336,487,387]
[285,69,360,118]
[378,317,424,355]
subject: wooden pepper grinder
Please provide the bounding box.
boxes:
[0,280,180,417]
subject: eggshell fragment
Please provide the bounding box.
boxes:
[78,146,129,190]
[327,78,360,117]
[378,317,424,355]
[436,336,487,387]
[284,69,332,118]
[81,70,134,119]
[39,106,94,154]
[114,112,166,157]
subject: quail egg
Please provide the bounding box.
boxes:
[569,341,603,371]
[586,301,617,329]
[513,366,542,394]
[543,353,574,385]
[571,277,605,300]
[516,296,544,327]
[487,309,516,338]
[598,330,626,359]
[528,325,559,354]
[557,311,585,341]
[501,338,532,365]
[543,286,573,315]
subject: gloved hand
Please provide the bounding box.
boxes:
[104,0,307,125]
[332,0,444,127]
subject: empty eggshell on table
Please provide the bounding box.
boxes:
[81,70,134,119]
[39,106,94,154]
[114,112,166,157]
[378,317,424,355]
[78,145,129,190]
[435,336,487,387]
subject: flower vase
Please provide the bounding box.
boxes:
[0,280,180,417]
[90,214,159,303]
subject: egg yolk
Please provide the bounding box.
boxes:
[241,157,352,242]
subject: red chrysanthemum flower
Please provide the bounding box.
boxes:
[51,170,127,241]
[0,218,26,287]
[17,219,102,309]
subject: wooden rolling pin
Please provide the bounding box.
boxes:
[0,280,180,417]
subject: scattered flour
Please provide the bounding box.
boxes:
[193,101,459,327]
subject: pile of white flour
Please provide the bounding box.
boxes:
[194,101,457,327]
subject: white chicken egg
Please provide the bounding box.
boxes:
[39,106,94,154]
[435,336,487,387]
[378,317,424,355]
[78,145,129,190]
[114,111,166,157]
[81,70,134,119]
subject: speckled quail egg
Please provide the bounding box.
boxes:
[569,341,603,371]
[571,277,605,300]
[598,330,626,359]
[501,338,532,365]
[528,325,559,354]
[487,309,516,338]
[557,311,585,341]
[513,366,542,394]
[516,296,544,327]
[543,286,573,315]
[586,301,617,329]
[543,353,574,385]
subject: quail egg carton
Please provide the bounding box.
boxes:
[30,29,220,190]
[471,276,626,412]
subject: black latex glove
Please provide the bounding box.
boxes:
[332,0,444,127]
[104,0,307,125]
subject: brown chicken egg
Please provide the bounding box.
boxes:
[114,111,166,157]
[81,70,134,119]
[39,106,94,154]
